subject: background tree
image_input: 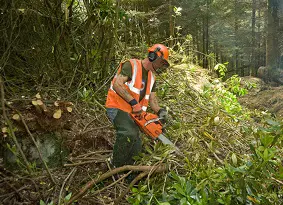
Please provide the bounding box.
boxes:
[266,0,280,70]
[1,0,282,103]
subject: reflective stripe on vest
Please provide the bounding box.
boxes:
[106,59,155,113]
[127,60,139,94]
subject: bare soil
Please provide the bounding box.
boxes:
[239,76,283,118]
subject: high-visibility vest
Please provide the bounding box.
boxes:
[105,59,155,113]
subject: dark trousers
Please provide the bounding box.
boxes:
[107,108,142,167]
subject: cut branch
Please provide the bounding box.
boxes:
[66,164,167,205]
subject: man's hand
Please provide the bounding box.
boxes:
[129,99,142,114]
[132,103,142,114]
[158,108,168,123]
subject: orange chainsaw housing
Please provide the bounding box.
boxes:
[130,112,163,139]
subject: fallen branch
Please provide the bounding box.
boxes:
[92,171,132,195]
[114,171,148,205]
[66,164,167,205]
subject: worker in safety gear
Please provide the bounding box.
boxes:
[106,44,170,168]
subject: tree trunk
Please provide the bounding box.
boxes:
[202,0,209,69]
[169,0,174,48]
[234,0,240,75]
[251,0,257,76]
[266,0,280,69]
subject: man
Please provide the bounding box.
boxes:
[105,44,170,168]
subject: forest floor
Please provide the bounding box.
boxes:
[1,68,282,205]
[239,76,283,118]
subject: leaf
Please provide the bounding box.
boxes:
[140,185,147,192]
[12,114,20,120]
[203,131,215,140]
[35,93,41,99]
[40,200,46,205]
[66,107,72,112]
[173,183,185,196]
[263,149,269,161]
[180,197,187,205]
[159,202,171,205]
[231,153,237,165]
[266,119,280,126]
[64,192,72,201]
[260,135,274,148]
[247,196,259,203]
[53,109,62,119]
[132,187,138,193]
[54,101,59,106]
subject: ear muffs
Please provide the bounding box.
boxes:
[148,47,161,62]
[148,52,157,62]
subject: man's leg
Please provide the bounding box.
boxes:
[111,110,142,167]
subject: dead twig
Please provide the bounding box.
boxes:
[75,150,112,158]
[79,125,111,135]
[64,159,105,167]
[271,176,283,185]
[0,185,29,198]
[58,167,77,205]
[66,164,167,205]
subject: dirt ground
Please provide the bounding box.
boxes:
[239,76,283,118]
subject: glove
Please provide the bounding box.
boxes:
[129,99,142,114]
[157,108,168,123]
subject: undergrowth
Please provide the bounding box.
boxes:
[129,64,283,205]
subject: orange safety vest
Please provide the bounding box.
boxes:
[105,59,155,113]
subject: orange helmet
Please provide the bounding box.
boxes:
[148,44,170,65]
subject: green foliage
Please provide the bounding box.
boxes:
[225,75,247,96]
[214,63,228,78]
[40,200,54,205]
[203,80,244,118]
[129,65,282,205]
[129,116,283,204]
[40,192,72,205]
[127,184,150,205]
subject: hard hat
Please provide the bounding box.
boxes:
[148,44,170,67]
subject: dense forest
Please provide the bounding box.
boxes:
[0,0,283,205]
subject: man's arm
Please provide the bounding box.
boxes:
[113,74,134,102]
[149,92,161,113]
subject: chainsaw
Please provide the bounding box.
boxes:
[130,111,180,152]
